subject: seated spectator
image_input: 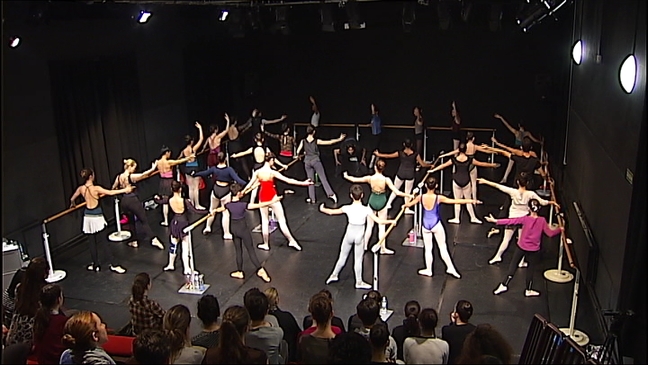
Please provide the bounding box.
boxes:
[456,324,512,364]
[354,297,397,362]
[403,308,449,364]
[298,294,336,364]
[202,305,267,364]
[391,300,421,361]
[6,257,48,346]
[164,305,206,364]
[60,311,116,364]
[244,288,279,327]
[192,295,221,349]
[264,287,301,363]
[129,273,165,336]
[348,290,388,333]
[369,323,392,364]
[442,300,476,364]
[244,289,284,364]
[32,284,68,365]
[328,331,372,364]
[2,263,26,327]
[127,330,171,364]
[302,289,345,332]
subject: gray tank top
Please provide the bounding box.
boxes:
[304,139,320,162]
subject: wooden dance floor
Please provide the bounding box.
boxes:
[54,163,603,359]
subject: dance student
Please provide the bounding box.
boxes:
[477,174,559,265]
[193,151,247,239]
[265,123,297,194]
[428,142,498,224]
[154,181,208,274]
[343,159,411,254]
[295,126,345,204]
[413,106,425,157]
[451,101,461,151]
[157,146,195,226]
[243,152,313,251]
[70,168,132,273]
[112,159,164,249]
[492,113,542,184]
[211,183,272,282]
[224,117,251,179]
[485,136,544,184]
[334,139,367,177]
[240,109,287,138]
[403,177,481,278]
[180,121,205,209]
[310,96,320,127]
[203,114,231,168]
[367,103,382,169]
[374,138,431,214]
[230,133,269,203]
[320,184,397,289]
[439,132,492,204]
[488,199,562,297]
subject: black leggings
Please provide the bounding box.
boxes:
[230,219,262,272]
[120,195,155,242]
[87,231,114,266]
[503,246,540,289]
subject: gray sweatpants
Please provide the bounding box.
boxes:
[330,224,366,284]
[305,158,334,202]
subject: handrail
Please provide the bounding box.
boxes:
[546,164,577,270]
[292,121,496,132]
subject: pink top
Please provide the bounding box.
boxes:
[496,216,561,251]
[160,171,173,178]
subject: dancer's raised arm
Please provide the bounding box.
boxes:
[343,171,371,184]
[428,159,453,174]
[317,133,346,146]
[373,149,399,159]
[272,170,313,186]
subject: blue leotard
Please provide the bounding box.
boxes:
[422,195,440,230]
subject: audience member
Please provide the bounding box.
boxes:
[192,295,221,349]
[243,289,285,364]
[163,304,206,364]
[348,290,388,333]
[60,311,116,364]
[127,329,171,364]
[298,294,336,364]
[32,284,68,365]
[202,305,267,364]
[442,300,476,364]
[265,287,301,363]
[391,300,421,361]
[244,288,280,327]
[2,263,26,326]
[6,257,48,346]
[403,308,449,364]
[129,273,165,336]
[328,331,372,364]
[369,323,392,364]
[354,297,398,362]
[302,289,345,332]
[456,323,513,364]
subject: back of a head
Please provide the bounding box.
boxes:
[229,182,243,196]
[458,142,468,154]
[455,300,473,323]
[132,273,150,302]
[403,139,413,149]
[375,159,386,172]
[356,298,380,327]
[466,131,475,142]
[403,300,422,336]
[210,125,219,134]
[217,151,226,163]
[350,184,364,201]
[457,323,512,365]
[184,135,193,145]
[163,305,191,356]
[365,290,382,303]
[264,151,276,162]
[404,300,421,318]
[197,295,221,327]
[328,332,372,364]
[80,168,94,182]
[528,199,541,213]
[369,323,390,349]
[263,287,279,310]
[306,125,316,135]
[34,284,63,340]
[515,173,529,188]
[521,137,533,152]
[425,176,439,192]
[16,257,49,316]
[418,308,439,332]
[244,290,269,322]
[133,330,171,364]
[309,295,333,326]
[62,311,98,354]
[216,305,250,362]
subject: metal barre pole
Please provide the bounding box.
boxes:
[559,269,589,346]
[41,223,67,283]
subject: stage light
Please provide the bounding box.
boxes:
[137,11,152,24]
[9,37,21,48]
[219,10,229,22]
[571,40,582,65]
[619,54,636,94]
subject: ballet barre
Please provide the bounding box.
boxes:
[277,156,302,172]
[175,212,212,295]
[183,212,215,234]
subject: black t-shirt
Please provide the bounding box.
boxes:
[511,155,541,177]
[441,322,477,364]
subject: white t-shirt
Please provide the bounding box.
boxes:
[497,186,549,218]
[403,336,449,364]
[311,112,320,127]
[341,203,373,226]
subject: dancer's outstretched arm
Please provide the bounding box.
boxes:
[317,133,346,146]
[249,195,283,210]
[319,204,344,215]
[273,171,313,186]
[473,159,500,169]
[493,113,517,136]
[416,154,432,168]
[343,171,371,184]
[131,161,159,182]
[428,160,453,174]
[439,195,481,205]
[263,114,288,126]
[230,147,253,159]
[386,177,413,199]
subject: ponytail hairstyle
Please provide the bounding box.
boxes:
[62,311,101,363]
[163,305,192,361]
[214,305,250,363]
[131,272,151,302]
[424,176,439,192]
[171,180,183,193]
[403,301,421,337]
[265,151,276,162]
[123,159,137,171]
[80,168,94,182]
[217,151,226,163]
[15,257,49,316]
[375,159,386,173]
[33,284,63,340]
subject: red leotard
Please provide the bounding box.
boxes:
[259,180,277,203]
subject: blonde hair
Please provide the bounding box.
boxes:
[163,305,191,361]
[123,159,137,170]
[62,311,100,360]
[264,287,279,310]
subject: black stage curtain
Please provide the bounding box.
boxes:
[49,55,149,207]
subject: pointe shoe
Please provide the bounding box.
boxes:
[326,275,339,285]
[355,281,372,289]
[487,228,500,238]
[288,240,302,251]
[230,271,244,279]
[87,264,100,272]
[418,269,433,277]
[470,218,483,224]
[127,241,139,248]
[525,289,540,297]
[160,221,169,227]
[518,261,528,268]
[380,247,395,255]
[257,243,270,251]
[493,283,508,295]
[109,265,126,274]
[163,265,175,271]
[223,233,233,240]
[202,227,211,235]
[256,268,271,283]
[446,269,461,279]
[488,257,502,265]
[151,238,165,250]
[448,218,460,224]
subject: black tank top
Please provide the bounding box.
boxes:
[396,151,417,180]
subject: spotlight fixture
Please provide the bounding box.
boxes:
[9,36,21,48]
[137,11,152,24]
[571,40,582,65]
[619,54,637,94]
[219,10,229,22]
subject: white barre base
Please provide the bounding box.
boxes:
[544,269,574,283]
[536,189,551,198]
[46,270,67,283]
[402,237,425,248]
[380,309,394,322]
[108,231,132,242]
[559,328,590,346]
[178,283,211,295]
[252,224,278,234]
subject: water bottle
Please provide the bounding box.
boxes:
[408,229,415,244]
[198,274,205,291]
[380,296,388,316]
[185,274,191,288]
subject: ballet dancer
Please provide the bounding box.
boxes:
[334,137,367,177]
[243,152,313,251]
[295,126,345,204]
[403,177,481,278]
[154,181,209,274]
[203,114,230,168]
[374,138,431,214]
[484,136,544,185]
[366,103,382,169]
[488,199,563,297]
[413,106,425,157]
[320,184,397,289]
[180,121,206,209]
[240,109,287,138]
[451,101,461,151]
[70,168,132,273]
[211,183,272,282]
[477,174,559,265]
[492,113,542,184]
[111,159,165,249]
[310,96,320,127]
[265,123,297,194]
[193,151,247,239]
[428,143,498,224]
[343,159,412,254]
[230,132,270,203]
[157,146,195,226]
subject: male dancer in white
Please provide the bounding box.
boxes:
[319,184,397,289]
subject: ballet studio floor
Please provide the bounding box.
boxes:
[54,164,604,359]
